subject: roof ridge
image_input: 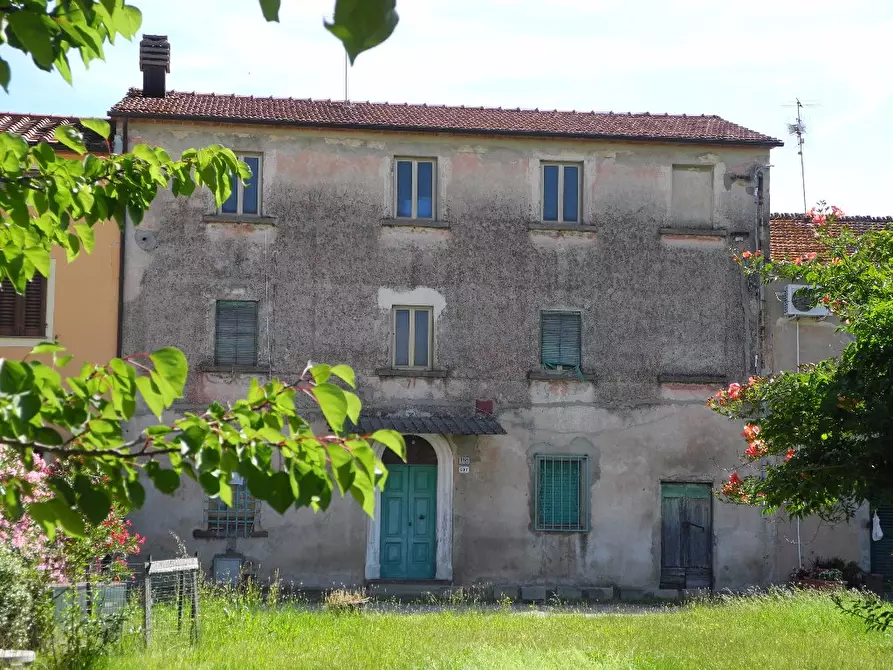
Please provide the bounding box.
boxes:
[771,212,893,222]
[125,88,729,119]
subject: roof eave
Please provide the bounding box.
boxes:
[108,110,784,148]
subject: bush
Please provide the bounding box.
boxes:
[0,547,54,652]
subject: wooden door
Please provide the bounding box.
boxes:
[380,465,437,579]
[661,483,713,589]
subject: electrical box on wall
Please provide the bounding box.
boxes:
[786,284,829,318]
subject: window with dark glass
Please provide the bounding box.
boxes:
[220,154,262,215]
[395,158,436,219]
[542,162,582,223]
[0,277,47,337]
[392,306,432,368]
[214,300,258,367]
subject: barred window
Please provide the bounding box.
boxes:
[534,454,589,532]
[204,477,260,538]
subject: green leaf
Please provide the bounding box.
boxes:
[51,497,86,538]
[0,57,10,92]
[345,391,361,425]
[77,487,111,525]
[33,426,63,446]
[258,0,281,21]
[53,125,87,154]
[73,222,95,253]
[327,444,355,495]
[8,11,56,69]
[23,247,50,277]
[217,476,232,506]
[310,363,331,384]
[55,355,73,368]
[370,429,405,461]
[126,480,146,508]
[0,360,34,393]
[136,375,165,418]
[81,118,111,139]
[312,383,348,433]
[149,347,188,396]
[325,0,399,64]
[149,468,180,494]
[330,364,356,388]
[266,471,295,514]
[116,5,143,38]
[30,342,65,355]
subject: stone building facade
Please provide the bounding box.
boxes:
[110,47,814,594]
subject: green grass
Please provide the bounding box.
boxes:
[105,589,893,670]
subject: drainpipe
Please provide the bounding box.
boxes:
[115,117,128,357]
[795,320,803,568]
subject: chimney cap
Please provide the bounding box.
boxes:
[139,34,170,73]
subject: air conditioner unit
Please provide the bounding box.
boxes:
[786,284,829,318]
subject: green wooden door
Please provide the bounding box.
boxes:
[871,505,893,582]
[661,483,713,589]
[380,465,437,579]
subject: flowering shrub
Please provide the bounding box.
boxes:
[1,446,144,583]
[707,201,893,520]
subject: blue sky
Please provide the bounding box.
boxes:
[4,0,891,215]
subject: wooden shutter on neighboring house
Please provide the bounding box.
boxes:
[0,277,46,337]
[871,504,893,579]
[540,311,581,369]
[214,300,258,367]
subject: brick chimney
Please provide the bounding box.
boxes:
[139,34,170,98]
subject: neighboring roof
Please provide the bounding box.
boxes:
[0,113,111,153]
[355,410,506,436]
[109,89,782,147]
[769,213,893,261]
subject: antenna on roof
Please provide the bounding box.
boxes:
[783,98,820,214]
[344,51,349,103]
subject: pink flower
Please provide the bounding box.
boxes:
[727,383,742,400]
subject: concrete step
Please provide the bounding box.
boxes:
[366,582,452,600]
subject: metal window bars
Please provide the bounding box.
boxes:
[535,454,589,532]
[204,483,260,538]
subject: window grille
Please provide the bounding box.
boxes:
[534,454,589,531]
[204,482,260,538]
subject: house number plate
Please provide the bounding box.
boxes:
[458,456,471,465]
[458,466,470,474]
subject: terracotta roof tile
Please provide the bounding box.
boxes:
[769,213,893,261]
[109,89,782,146]
[0,112,112,153]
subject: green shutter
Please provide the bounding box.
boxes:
[541,311,581,369]
[536,455,588,531]
[215,300,258,367]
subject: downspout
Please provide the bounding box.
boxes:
[795,320,803,568]
[115,117,128,357]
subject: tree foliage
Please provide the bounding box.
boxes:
[709,203,893,520]
[0,1,405,536]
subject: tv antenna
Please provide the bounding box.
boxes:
[343,51,349,102]
[783,98,820,214]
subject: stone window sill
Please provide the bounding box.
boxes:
[380,218,451,230]
[527,370,596,382]
[658,374,727,385]
[375,368,449,379]
[192,529,269,539]
[199,364,271,374]
[0,336,49,347]
[202,214,278,225]
[529,222,596,233]
[659,227,726,238]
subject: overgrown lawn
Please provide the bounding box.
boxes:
[106,589,892,669]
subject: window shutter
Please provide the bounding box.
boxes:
[0,280,17,335]
[215,300,258,367]
[23,277,46,336]
[541,311,581,368]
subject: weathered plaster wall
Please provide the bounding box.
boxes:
[121,119,785,589]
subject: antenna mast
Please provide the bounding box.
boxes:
[788,98,808,214]
[344,51,349,102]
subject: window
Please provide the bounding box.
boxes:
[540,310,581,370]
[395,158,436,219]
[535,455,589,531]
[0,276,47,337]
[220,155,262,215]
[542,162,581,223]
[215,300,258,367]
[392,306,432,369]
[205,475,260,538]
